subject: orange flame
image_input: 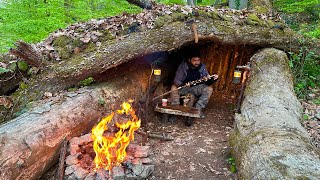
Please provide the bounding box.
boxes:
[91,101,141,171]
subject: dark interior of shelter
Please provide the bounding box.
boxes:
[94,40,260,116]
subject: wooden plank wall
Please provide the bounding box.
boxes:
[200,43,259,94]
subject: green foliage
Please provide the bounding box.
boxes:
[273,0,320,14]
[227,156,237,173]
[17,61,28,71]
[0,0,141,53]
[157,0,227,6]
[78,77,95,87]
[289,47,320,99]
[273,0,319,39]
[0,67,10,74]
[98,97,106,106]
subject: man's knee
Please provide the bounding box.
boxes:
[204,86,213,95]
[171,84,178,91]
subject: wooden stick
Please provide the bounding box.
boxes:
[135,130,174,141]
[57,137,68,180]
[192,23,199,43]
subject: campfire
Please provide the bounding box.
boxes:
[64,101,154,179]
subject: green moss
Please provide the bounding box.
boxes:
[17,61,28,71]
[171,12,187,21]
[78,77,95,87]
[83,42,97,53]
[209,11,222,20]
[19,82,27,89]
[56,47,73,60]
[253,6,269,14]
[154,15,173,28]
[72,38,84,48]
[266,20,275,28]
[52,35,73,47]
[7,62,17,71]
[218,13,232,21]
[246,14,266,26]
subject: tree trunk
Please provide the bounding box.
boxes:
[187,0,195,6]
[249,0,272,13]
[229,0,248,10]
[2,5,319,122]
[126,0,153,9]
[230,48,320,179]
[0,63,150,179]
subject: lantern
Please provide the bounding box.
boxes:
[232,70,242,84]
[153,68,161,82]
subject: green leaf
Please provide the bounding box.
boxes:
[303,114,309,120]
[0,67,10,74]
[17,61,28,71]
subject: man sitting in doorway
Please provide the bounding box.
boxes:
[170,54,218,125]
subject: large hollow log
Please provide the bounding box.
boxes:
[0,64,150,179]
[230,48,320,179]
[2,5,320,122]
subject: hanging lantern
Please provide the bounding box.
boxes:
[153,68,161,82]
[232,70,242,84]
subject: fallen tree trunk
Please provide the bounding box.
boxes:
[230,48,320,179]
[0,65,149,179]
[2,5,320,122]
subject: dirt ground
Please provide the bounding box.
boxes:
[141,92,237,180]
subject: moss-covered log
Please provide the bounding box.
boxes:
[230,48,320,179]
[2,5,320,122]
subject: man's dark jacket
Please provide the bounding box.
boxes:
[173,61,212,87]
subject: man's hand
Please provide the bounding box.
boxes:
[213,74,219,80]
[185,82,191,87]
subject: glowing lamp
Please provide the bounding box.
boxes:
[153,68,161,82]
[232,70,242,84]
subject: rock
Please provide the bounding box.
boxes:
[140,158,152,164]
[74,167,89,179]
[133,146,151,158]
[84,172,96,180]
[66,154,80,166]
[132,164,155,178]
[112,166,125,180]
[65,165,77,176]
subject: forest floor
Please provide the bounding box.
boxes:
[41,90,319,180]
[141,92,237,180]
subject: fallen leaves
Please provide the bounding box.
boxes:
[0,96,13,108]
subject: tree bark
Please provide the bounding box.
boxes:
[0,63,150,179]
[9,41,43,68]
[230,48,320,179]
[248,0,272,13]
[126,0,153,9]
[2,5,320,122]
